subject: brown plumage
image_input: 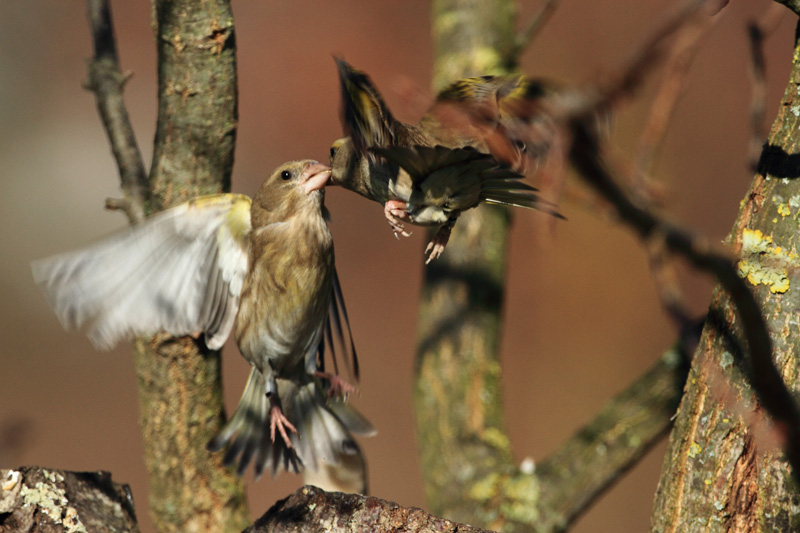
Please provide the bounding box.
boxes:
[330,58,564,262]
[32,160,375,484]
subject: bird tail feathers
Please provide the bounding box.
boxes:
[207,368,375,487]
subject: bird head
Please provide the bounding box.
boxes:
[252,160,331,223]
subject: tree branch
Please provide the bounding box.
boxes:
[511,0,559,63]
[248,486,494,533]
[534,347,688,531]
[84,1,249,530]
[85,0,148,224]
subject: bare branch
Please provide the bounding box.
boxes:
[585,0,726,117]
[635,10,718,186]
[535,347,688,531]
[85,0,148,223]
[511,0,560,62]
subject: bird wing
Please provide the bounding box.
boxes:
[335,57,398,154]
[32,194,252,351]
[370,144,562,218]
[429,75,555,172]
[317,268,360,382]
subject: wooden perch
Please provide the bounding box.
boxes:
[247,485,493,533]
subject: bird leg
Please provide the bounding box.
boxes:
[268,393,298,448]
[424,215,459,264]
[315,371,356,400]
[384,200,413,238]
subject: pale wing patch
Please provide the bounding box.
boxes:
[32,194,252,351]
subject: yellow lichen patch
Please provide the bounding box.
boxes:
[778,203,792,217]
[500,474,540,524]
[688,441,702,458]
[468,471,502,501]
[737,228,797,294]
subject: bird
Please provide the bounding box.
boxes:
[32,160,375,482]
[329,58,565,263]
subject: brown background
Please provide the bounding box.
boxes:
[1,2,793,532]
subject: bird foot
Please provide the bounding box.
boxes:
[315,371,356,400]
[384,200,413,238]
[268,401,298,448]
[425,226,452,264]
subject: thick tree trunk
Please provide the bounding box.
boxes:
[415,1,519,530]
[130,1,249,531]
[651,18,800,533]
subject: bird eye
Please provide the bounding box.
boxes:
[329,146,337,162]
[280,170,292,181]
[513,139,527,154]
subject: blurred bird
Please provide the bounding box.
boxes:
[330,58,565,262]
[32,160,375,482]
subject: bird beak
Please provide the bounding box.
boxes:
[301,162,332,194]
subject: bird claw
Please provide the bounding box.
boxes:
[269,404,298,449]
[315,371,356,400]
[384,201,413,238]
[425,226,452,264]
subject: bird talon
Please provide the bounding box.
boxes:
[315,371,356,400]
[269,404,298,449]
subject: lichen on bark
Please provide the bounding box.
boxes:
[651,17,800,533]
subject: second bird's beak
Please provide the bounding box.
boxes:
[302,162,332,194]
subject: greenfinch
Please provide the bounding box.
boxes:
[32,160,375,482]
[330,58,564,262]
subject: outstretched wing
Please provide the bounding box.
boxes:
[32,194,252,350]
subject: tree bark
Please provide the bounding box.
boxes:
[248,485,493,533]
[0,467,139,532]
[415,1,519,530]
[651,17,800,533]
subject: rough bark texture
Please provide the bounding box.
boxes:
[149,0,238,207]
[415,1,519,530]
[0,467,139,532]
[131,1,249,531]
[650,19,800,533]
[248,485,493,533]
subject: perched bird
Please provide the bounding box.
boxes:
[329,58,565,262]
[32,160,375,482]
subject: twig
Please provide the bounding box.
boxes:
[85,0,148,223]
[645,233,701,338]
[586,0,725,117]
[747,4,786,171]
[635,10,718,188]
[511,0,559,61]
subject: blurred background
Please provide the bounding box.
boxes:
[1,1,794,531]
